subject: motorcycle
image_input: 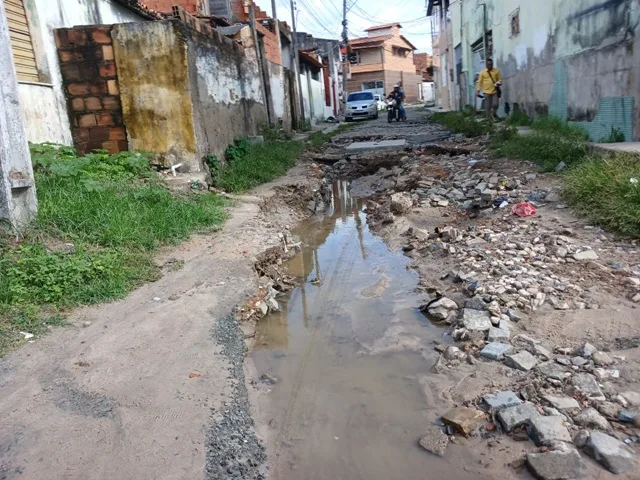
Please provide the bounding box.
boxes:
[386,99,400,123]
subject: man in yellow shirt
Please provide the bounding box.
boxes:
[476,59,502,119]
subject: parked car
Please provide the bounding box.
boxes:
[344,91,378,121]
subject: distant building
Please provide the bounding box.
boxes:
[347,23,423,102]
[414,52,434,103]
[426,0,640,141]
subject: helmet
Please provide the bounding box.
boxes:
[394,84,399,88]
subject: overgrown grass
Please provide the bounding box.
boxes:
[505,109,533,126]
[564,154,640,237]
[491,116,590,171]
[0,145,227,355]
[213,137,303,193]
[430,110,493,137]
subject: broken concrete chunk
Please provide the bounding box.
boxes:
[585,431,635,474]
[426,297,458,320]
[526,448,585,480]
[441,406,485,436]
[390,192,413,213]
[573,408,611,431]
[618,410,640,423]
[570,374,605,400]
[418,425,449,457]
[498,402,540,432]
[483,391,522,410]
[462,308,492,331]
[575,342,597,358]
[592,351,614,366]
[505,351,538,371]
[573,250,599,261]
[528,415,572,446]
[480,342,513,361]
[487,325,510,342]
[543,395,580,412]
[506,308,524,322]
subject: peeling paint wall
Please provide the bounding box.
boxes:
[112,22,197,169]
[20,0,143,144]
[448,0,640,140]
[112,20,267,171]
[186,24,267,164]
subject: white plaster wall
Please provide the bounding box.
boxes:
[268,63,286,120]
[310,78,325,124]
[195,53,263,105]
[21,0,144,145]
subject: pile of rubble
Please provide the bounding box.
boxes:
[421,335,640,478]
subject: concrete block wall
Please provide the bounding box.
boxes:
[54,26,128,155]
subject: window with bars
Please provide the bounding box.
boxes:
[5,0,39,82]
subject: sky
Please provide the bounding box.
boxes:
[253,0,433,54]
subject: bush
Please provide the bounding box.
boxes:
[564,154,640,237]
[506,109,533,126]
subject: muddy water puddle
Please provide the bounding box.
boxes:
[252,182,480,480]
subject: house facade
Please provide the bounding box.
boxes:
[347,23,423,102]
[427,0,640,141]
[4,0,160,145]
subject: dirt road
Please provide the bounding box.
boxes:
[1,108,639,480]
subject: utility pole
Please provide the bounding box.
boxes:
[289,0,305,126]
[249,3,273,125]
[270,0,282,64]
[341,0,348,111]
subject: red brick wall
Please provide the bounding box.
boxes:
[144,0,204,15]
[255,22,280,65]
[55,26,128,155]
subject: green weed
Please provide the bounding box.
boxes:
[215,140,303,193]
[599,127,625,144]
[430,111,492,137]
[564,154,640,237]
[506,109,533,126]
[0,144,227,355]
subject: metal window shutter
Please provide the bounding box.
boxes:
[5,0,39,82]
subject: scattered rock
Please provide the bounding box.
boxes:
[390,192,413,213]
[260,373,278,385]
[82,321,92,328]
[543,395,580,412]
[573,250,599,261]
[573,408,610,431]
[506,309,524,322]
[528,415,572,446]
[441,406,486,436]
[575,343,597,358]
[526,448,585,480]
[573,430,591,448]
[598,402,621,419]
[585,431,635,474]
[480,343,513,361]
[570,374,605,401]
[465,297,486,310]
[498,402,540,432]
[592,351,614,366]
[488,324,510,342]
[505,351,539,371]
[427,297,458,320]
[618,410,640,423]
[620,391,640,407]
[419,425,449,457]
[443,346,463,361]
[462,308,492,331]
[483,391,522,410]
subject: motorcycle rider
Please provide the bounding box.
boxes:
[387,84,406,122]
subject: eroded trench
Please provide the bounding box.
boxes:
[247,178,477,480]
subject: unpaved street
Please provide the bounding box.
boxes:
[1,107,639,479]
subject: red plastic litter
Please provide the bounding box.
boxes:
[511,201,537,217]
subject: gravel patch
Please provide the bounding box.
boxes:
[206,315,266,480]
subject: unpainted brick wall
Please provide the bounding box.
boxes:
[54,26,128,155]
[144,0,205,15]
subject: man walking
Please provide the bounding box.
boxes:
[476,59,502,119]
